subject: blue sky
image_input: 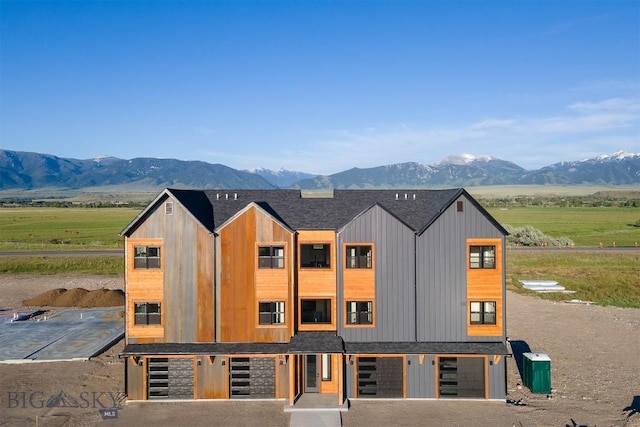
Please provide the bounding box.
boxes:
[1,0,638,175]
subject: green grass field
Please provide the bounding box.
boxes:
[488,206,640,247]
[0,207,140,250]
[507,251,640,308]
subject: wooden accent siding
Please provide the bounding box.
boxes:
[297,230,337,331]
[220,206,293,342]
[319,354,341,394]
[126,238,164,340]
[126,356,145,400]
[466,238,503,337]
[197,356,228,399]
[197,226,214,342]
[343,242,376,328]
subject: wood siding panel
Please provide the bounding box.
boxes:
[197,356,228,399]
[126,357,145,400]
[297,230,337,331]
[220,206,293,342]
[197,226,215,342]
[127,197,215,344]
[467,238,503,337]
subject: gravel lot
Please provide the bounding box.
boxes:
[0,274,638,427]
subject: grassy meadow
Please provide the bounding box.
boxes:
[507,250,640,308]
[0,204,638,307]
[0,207,139,250]
[489,206,640,247]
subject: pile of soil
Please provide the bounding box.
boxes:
[23,287,125,308]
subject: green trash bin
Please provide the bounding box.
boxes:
[522,352,551,393]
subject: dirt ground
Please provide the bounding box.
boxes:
[0,274,639,427]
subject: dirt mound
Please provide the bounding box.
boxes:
[23,288,125,308]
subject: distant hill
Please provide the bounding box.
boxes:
[0,150,276,190]
[292,152,640,189]
[0,149,638,192]
[244,167,316,188]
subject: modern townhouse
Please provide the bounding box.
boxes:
[120,188,509,406]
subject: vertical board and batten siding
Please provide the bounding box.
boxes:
[406,354,436,398]
[416,195,505,342]
[338,205,416,342]
[488,356,507,399]
[127,195,214,343]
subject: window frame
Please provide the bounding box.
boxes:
[258,245,285,269]
[258,301,285,326]
[469,245,496,269]
[469,301,497,325]
[300,298,332,324]
[345,301,373,326]
[345,245,373,269]
[134,245,161,269]
[299,243,332,269]
[134,302,162,326]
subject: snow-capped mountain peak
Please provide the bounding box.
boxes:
[590,151,639,162]
[437,154,495,166]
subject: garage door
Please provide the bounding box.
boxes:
[147,357,194,399]
[438,357,485,398]
[229,357,276,399]
[357,356,403,398]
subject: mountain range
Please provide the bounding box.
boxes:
[0,149,638,192]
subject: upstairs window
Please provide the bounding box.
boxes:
[300,244,331,268]
[346,245,372,269]
[259,302,285,325]
[134,246,161,269]
[301,299,332,324]
[470,301,496,325]
[346,301,373,325]
[469,245,495,269]
[258,246,284,268]
[135,302,161,325]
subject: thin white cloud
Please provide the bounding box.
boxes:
[200,97,639,175]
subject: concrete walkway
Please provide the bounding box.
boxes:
[286,394,346,427]
[290,411,341,427]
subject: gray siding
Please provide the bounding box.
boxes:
[488,356,507,399]
[406,354,436,398]
[129,195,214,343]
[416,195,504,342]
[338,205,416,342]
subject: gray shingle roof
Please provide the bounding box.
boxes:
[121,340,508,356]
[202,188,467,232]
[344,341,509,355]
[122,187,507,239]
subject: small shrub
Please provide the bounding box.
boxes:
[504,224,574,247]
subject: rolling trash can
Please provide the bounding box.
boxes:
[522,352,551,393]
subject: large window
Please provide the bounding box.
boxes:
[300,244,331,268]
[346,245,372,269]
[469,245,495,269]
[470,301,496,325]
[134,246,161,269]
[259,302,285,325]
[301,299,332,324]
[135,302,161,325]
[346,301,373,325]
[258,246,284,268]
